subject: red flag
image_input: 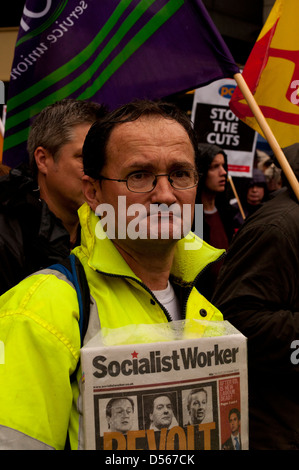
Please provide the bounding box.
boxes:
[230,0,299,148]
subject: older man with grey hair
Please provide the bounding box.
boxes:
[0,98,107,295]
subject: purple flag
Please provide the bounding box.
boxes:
[3,0,239,167]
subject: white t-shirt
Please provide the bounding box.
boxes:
[153,281,181,321]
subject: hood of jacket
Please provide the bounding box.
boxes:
[0,165,73,279]
[0,164,38,209]
[0,163,69,239]
[280,143,299,189]
[196,143,228,176]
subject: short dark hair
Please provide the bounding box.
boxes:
[105,397,134,418]
[229,408,240,420]
[148,393,174,414]
[83,99,198,179]
[27,98,108,177]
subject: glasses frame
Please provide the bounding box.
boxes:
[98,169,200,193]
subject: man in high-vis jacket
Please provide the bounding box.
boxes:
[0,100,224,450]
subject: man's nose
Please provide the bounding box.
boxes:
[150,175,177,204]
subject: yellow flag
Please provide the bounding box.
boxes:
[230,0,299,148]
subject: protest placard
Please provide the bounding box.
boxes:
[191,78,257,178]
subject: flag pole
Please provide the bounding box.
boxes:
[234,72,299,202]
[228,175,246,220]
[0,118,4,163]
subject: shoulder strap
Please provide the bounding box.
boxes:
[48,254,90,346]
[48,254,91,448]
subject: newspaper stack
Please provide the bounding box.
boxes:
[80,319,248,450]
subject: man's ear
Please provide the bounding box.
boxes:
[82,175,102,212]
[34,146,53,175]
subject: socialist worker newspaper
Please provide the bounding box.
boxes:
[81,320,248,450]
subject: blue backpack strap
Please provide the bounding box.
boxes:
[48,254,90,346]
[48,254,90,448]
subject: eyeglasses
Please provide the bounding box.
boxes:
[98,169,199,193]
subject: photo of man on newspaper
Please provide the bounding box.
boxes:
[143,392,179,430]
[187,387,208,424]
[97,395,138,436]
[106,397,135,434]
[182,386,214,426]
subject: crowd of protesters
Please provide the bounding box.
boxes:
[0,98,297,450]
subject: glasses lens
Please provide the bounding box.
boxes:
[127,172,155,192]
[170,169,198,189]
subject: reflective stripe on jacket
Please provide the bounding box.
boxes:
[0,203,224,449]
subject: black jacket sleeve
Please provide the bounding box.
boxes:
[212,211,299,375]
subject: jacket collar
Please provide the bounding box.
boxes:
[78,203,224,285]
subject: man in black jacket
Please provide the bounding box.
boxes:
[212,143,299,450]
[0,99,107,295]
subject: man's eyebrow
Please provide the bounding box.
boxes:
[123,162,155,171]
[123,160,195,171]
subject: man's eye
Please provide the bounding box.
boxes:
[172,170,191,178]
[130,172,146,180]
[129,172,152,181]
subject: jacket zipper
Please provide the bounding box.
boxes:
[96,249,226,324]
[96,269,173,322]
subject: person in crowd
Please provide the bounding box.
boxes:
[105,397,135,434]
[195,143,236,249]
[257,149,282,193]
[0,98,107,295]
[263,161,282,193]
[212,143,299,450]
[147,394,178,431]
[194,143,237,298]
[0,99,224,450]
[222,408,242,450]
[232,168,268,229]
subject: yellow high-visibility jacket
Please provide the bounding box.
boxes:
[0,203,224,450]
